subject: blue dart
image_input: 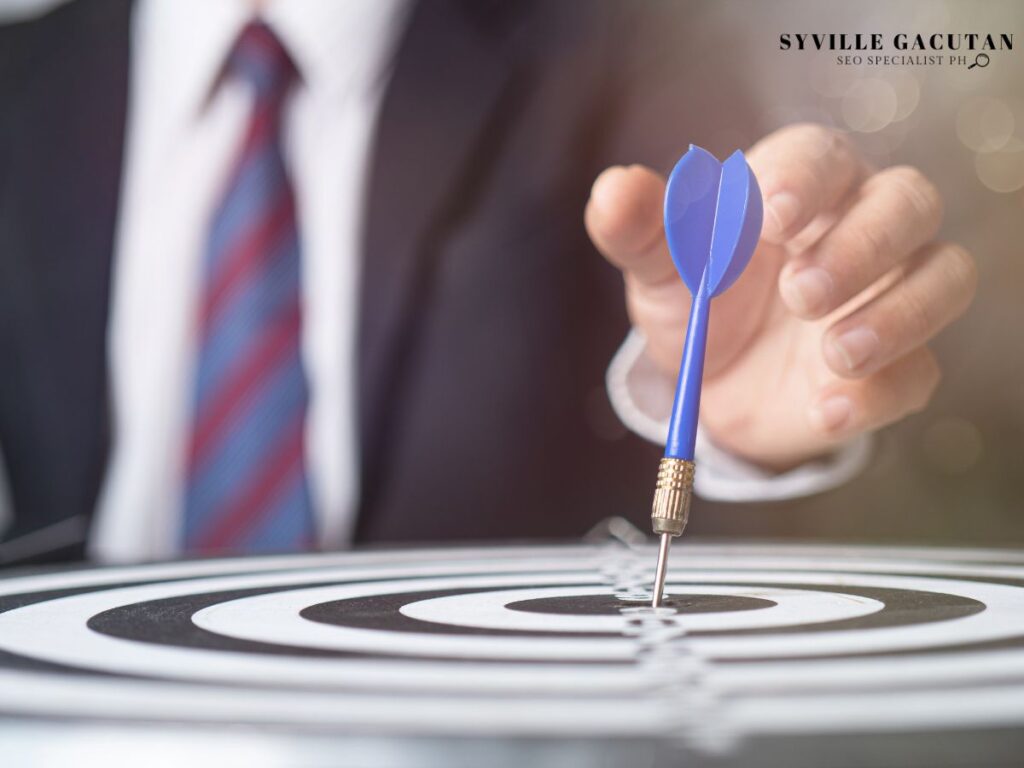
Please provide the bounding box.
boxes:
[650,145,763,607]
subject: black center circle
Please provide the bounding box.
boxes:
[506,594,775,616]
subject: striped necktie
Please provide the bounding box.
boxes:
[182,22,316,555]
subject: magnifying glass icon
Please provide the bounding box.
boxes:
[968,53,990,70]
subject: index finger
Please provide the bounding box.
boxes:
[747,123,866,244]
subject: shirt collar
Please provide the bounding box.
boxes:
[266,0,411,102]
[134,0,411,125]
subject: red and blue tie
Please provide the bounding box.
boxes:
[183,22,316,555]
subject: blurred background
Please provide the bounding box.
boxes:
[1,0,1022,551]
[688,0,1024,546]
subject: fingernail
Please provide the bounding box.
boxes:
[780,266,833,317]
[828,327,880,372]
[764,192,801,240]
[809,395,854,434]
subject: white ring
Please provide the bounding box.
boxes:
[397,584,881,634]
[188,570,1020,660]
[1,545,1024,737]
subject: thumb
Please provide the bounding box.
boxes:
[585,165,693,376]
[585,165,676,287]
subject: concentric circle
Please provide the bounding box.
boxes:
[1,543,1024,741]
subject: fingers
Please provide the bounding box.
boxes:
[780,165,944,319]
[584,163,779,378]
[747,123,865,244]
[808,346,942,440]
[822,242,977,379]
[585,165,674,287]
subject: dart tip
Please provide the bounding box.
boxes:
[648,458,693,608]
[651,532,672,608]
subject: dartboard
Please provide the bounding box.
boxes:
[3,542,1024,766]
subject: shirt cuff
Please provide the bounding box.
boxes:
[606,328,871,502]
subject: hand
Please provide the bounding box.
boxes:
[586,124,977,469]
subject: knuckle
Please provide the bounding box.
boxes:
[942,243,979,301]
[848,222,892,271]
[822,224,891,293]
[762,123,840,158]
[797,123,847,160]
[778,121,822,141]
[825,126,854,156]
[753,124,859,208]
[885,165,944,225]
[900,280,935,337]
[791,121,836,143]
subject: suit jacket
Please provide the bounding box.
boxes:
[0,0,758,565]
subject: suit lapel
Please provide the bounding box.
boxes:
[0,0,131,552]
[356,0,534,515]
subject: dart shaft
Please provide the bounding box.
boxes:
[651,289,705,604]
[665,288,711,460]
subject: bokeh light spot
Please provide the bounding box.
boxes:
[956,97,1014,153]
[841,79,899,133]
[975,137,1024,193]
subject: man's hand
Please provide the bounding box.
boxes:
[586,124,977,469]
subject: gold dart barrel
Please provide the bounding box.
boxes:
[650,457,695,537]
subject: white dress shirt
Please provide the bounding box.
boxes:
[0,0,866,562]
[89,0,410,562]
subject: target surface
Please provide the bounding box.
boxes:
[3,542,1024,765]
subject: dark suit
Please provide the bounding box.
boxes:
[0,0,757,565]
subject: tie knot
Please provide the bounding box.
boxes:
[225,21,298,101]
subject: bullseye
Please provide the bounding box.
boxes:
[1,543,1024,744]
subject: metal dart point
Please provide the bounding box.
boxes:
[649,457,694,607]
[651,533,672,607]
